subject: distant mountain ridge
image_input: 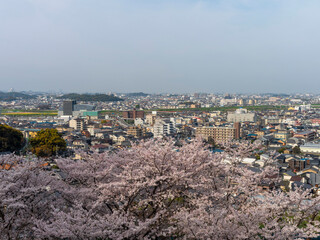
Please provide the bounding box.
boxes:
[125,92,149,97]
[58,93,123,102]
[0,92,36,100]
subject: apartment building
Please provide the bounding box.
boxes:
[294,131,317,142]
[153,119,175,138]
[227,108,256,123]
[69,118,86,131]
[196,125,239,142]
[146,114,157,126]
[127,126,146,138]
[122,110,145,119]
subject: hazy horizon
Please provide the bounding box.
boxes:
[1,89,318,96]
[1,0,320,94]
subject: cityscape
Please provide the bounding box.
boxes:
[2,91,320,155]
[2,0,320,239]
[2,91,320,238]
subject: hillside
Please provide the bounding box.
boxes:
[125,92,149,97]
[0,92,36,101]
[58,93,123,102]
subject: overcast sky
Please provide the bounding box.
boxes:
[1,0,320,94]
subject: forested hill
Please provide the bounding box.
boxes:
[0,92,36,101]
[58,93,124,102]
[125,92,149,97]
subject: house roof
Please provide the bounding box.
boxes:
[291,182,312,190]
[91,144,110,149]
[300,167,320,174]
[290,176,302,182]
[283,171,295,177]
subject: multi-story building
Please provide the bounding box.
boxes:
[233,122,241,139]
[288,158,306,172]
[146,114,157,126]
[127,126,146,138]
[62,100,76,116]
[300,144,320,155]
[227,108,256,123]
[123,110,145,119]
[264,117,281,125]
[196,126,239,142]
[58,101,95,117]
[294,131,317,142]
[69,118,86,131]
[153,119,175,138]
[274,130,292,142]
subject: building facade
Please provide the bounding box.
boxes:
[294,131,317,142]
[62,100,76,116]
[123,110,145,119]
[153,119,175,138]
[69,118,86,131]
[196,126,239,142]
[127,126,146,138]
[227,108,256,123]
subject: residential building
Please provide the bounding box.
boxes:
[123,110,144,119]
[294,131,317,142]
[300,144,320,155]
[274,130,292,142]
[146,114,157,126]
[233,122,241,139]
[288,158,306,172]
[227,108,256,123]
[127,126,146,138]
[196,126,237,142]
[69,118,86,131]
[153,119,175,138]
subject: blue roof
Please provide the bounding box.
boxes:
[18,128,41,132]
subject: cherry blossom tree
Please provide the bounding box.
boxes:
[1,139,320,239]
[0,155,68,239]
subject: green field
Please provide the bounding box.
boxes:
[1,109,58,116]
[2,112,58,116]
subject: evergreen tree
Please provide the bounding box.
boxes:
[30,129,66,157]
[0,124,24,153]
[292,146,301,155]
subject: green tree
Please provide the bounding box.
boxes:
[30,129,66,158]
[0,124,24,153]
[278,147,286,154]
[292,146,301,155]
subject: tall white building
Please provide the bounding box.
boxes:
[227,108,256,123]
[153,119,175,138]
